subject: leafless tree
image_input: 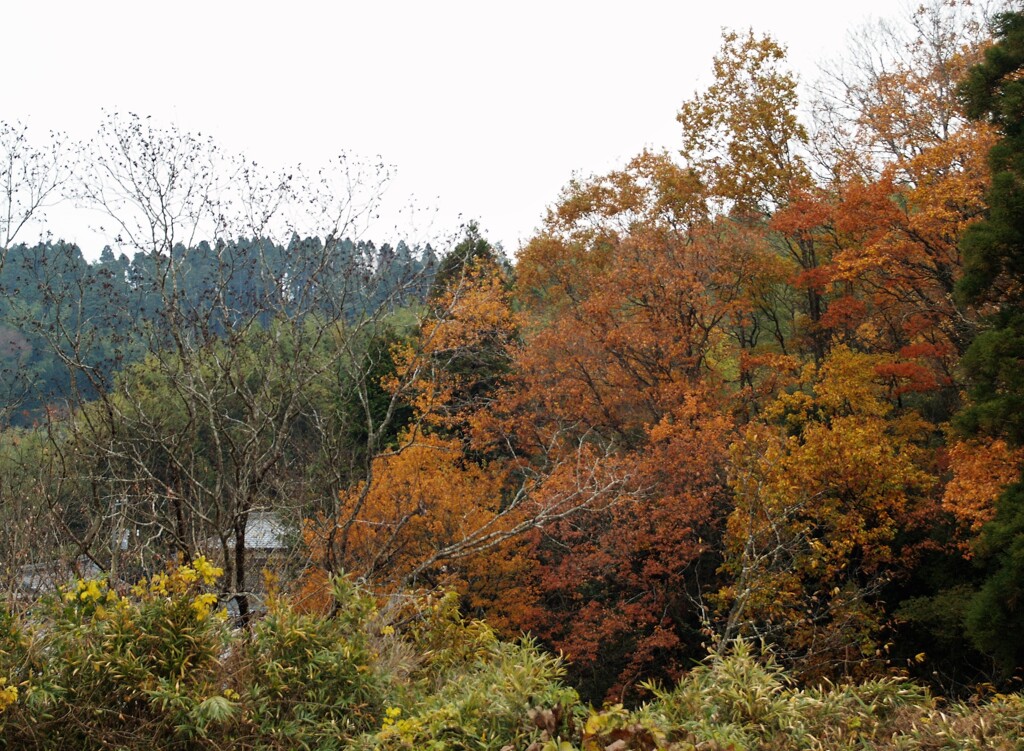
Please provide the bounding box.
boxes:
[18,113,428,621]
[0,120,67,262]
[809,0,1006,180]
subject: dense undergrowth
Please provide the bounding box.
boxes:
[0,566,1021,749]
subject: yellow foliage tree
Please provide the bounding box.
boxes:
[720,347,938,676]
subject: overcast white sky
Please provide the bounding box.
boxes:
[7,0,914,257]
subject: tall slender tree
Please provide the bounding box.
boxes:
[954,9,1024,676]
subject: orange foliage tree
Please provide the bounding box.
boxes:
[809,2,997,390]
[296,4,1010,696]
[943,437,1024,553]
[498,152,755,700]
[296,245,634,619]
[296,253,523,608]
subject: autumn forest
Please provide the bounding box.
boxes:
[2,1,1024,747]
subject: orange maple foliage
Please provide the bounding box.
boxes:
[501,153,749,699]
[334,431,512,581]
[294,429,526,616]
[943,437,1024,551]
[806,4,996,386]
[391,257,518,441]
[828,126,993,361]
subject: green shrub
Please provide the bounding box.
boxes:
[356,591,578,751]
[232,577,388,750]
[0,578,1021,750]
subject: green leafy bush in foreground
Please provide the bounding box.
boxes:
[572,642,1024,751]
[0,568,572,750]
[0,568,1021,749]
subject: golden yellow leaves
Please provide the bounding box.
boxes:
[0,678,17,712]
[678,29,810,214]
[722,347,938,671]
[335,431,512,585]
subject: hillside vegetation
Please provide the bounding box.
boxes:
[2,2,1024,742]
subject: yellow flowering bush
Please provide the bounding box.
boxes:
[0,558,231,748]
[130,556,223,598]
[0,678,17,712]
[191,556,221,585]
[123,558,227,625]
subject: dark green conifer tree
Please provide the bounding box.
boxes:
[956,9,1024,676]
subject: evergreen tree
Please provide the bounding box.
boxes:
[429,221,504,302]
[956,9,1024,676]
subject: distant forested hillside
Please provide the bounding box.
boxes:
[0,237,436,424]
